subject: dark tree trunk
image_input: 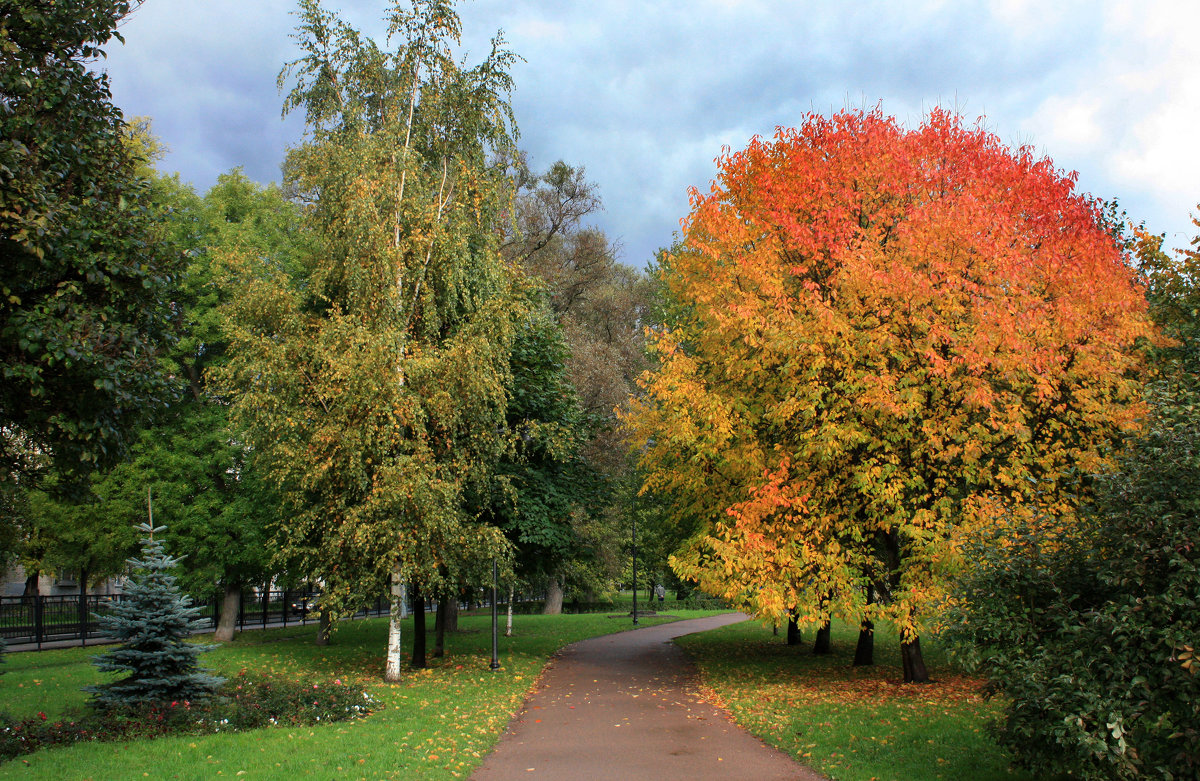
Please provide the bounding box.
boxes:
[901,636,930,683]
[316,607,332,646]
[853,619,874,666]
[444,595,459,632]
[854,584,875,666]
[879,529,929,681]
[786,614,802,646]
[434,595,446,658]
[812,619,832,655]
[23,573,39,599]
[411,584,427,668]
[214,582,240,642]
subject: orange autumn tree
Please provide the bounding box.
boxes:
[627,108,1154,682]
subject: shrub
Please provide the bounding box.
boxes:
[941,383,1200,779]
[678,593,727,611]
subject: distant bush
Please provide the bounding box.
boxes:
[508,600,619,615]
[0,673,375,762]
[566,600,620,614]
[678,593,727,611]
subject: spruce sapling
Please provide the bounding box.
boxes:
[86,523,223,708]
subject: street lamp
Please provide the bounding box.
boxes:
[629,442,651,627]
[489,559,500,670]
[631,491,638,626]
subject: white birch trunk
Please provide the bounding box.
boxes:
[505,586,513,637]
[384,562,405,681]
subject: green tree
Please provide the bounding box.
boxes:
[501,161,652,605]
[20,169,298,641]
[941,213,1200,777]
[481,299,607,613]
[25,484,136,594]
[87,523,224,708]
[221,0,520,679]
[0,1,181,486]
[86,405,278,642]
[113,171,298,642]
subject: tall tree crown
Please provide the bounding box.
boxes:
[220,0,521,618]
[628,108,1155,637]
[1,0,181,484]
[279,0,518,334]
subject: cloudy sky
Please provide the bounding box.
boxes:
[101,0,1199,265]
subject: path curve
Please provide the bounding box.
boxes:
[472,613,825,781]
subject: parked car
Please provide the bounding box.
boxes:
[290,595,320,613]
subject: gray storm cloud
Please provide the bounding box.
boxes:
[101,0,1199,264]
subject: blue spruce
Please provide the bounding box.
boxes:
[86,523,223,708]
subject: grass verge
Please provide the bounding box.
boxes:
[676,619,1034,781]
[1,608,716,779]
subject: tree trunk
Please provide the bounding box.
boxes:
[854,584,875,666]
[901,636,930,683]
[411,583,427,669]
[787,614,802,646]
[444,595,458,632]
[384,563,403,679]
[214,582,240,642]
[316,607,332,646]
[23,572,39,600]
[854,619,874,666]
[813,619,832,655]
[505,587,513,637]
[542,575,563,615]
[434,595,446,658]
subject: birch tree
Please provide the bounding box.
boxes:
[220,0,519,681]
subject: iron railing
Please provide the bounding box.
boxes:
[1,588,543,651]
[0,591,386,650]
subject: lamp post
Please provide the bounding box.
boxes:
[490,559,500,670]
[631,492,638,626]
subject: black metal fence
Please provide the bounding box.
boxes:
[0,591,391,650]
[1,587,557,651]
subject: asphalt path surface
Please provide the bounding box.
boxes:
[472,612,826,781]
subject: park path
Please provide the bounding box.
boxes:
[471,612,825,781]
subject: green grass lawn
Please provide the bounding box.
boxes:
[676,619,1032,781]
[0,608,714,780]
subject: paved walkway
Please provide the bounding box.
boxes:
[472,613,825,781]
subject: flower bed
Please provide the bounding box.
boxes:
[0,672,376,762]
